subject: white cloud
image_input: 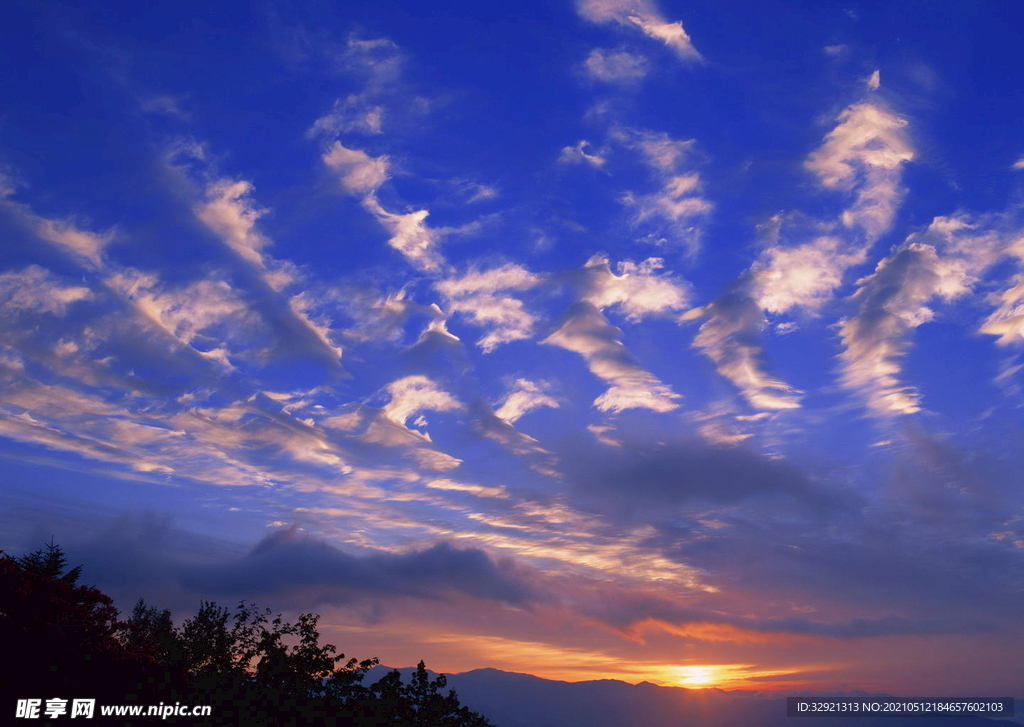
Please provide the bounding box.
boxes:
[584,48,649,83]
[751,236,863,314]
[543,302,680,413]
[495,379,560,424]
[981,273,1024,345]
[425,478,507,498]
[176,402,353,479]
[330,376,465,471]
[323,141,390,194]
[1012,157,1024,171]
[106,269,257,368]
[288,292,345,362]
[382,375,463,427]
[317,141,446,272]
[340,289,445,344]
[981,233,1024,345]
[362,415,462,471]
[839,246,944,416]
[577,0,701,61]
[839,215,1004,415]
[0,411,170,475]
[805,102,914,241]
[0,171,16,198]
[306,34,411,145]
[341,35,404,86]
[559,140,607,167]
[34,218,112,270]
[436,265,541,297]
[412,313,461,349]
[587,424,623,447]
[195,180,271,267]
[452,180,499,204]
[691,292,802,411]
[188,171,349,366]
[0,189,111,269]
[575,255,691,320]
[0,376,294,487]
[471,402,557,470]
[309,94,385,137]
[751,101,914,315]
[614,129,713,252]
[437,256,690,353]
[436,264,542,351]
[141,95,189,120]
[698,418,753,446]
[625,129,694,173]
[626,177,712,241]
[0,266,92,317]
[362,197,446,272]
[446,296,536,352]
[689,99,914,409]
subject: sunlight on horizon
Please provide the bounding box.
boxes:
[674,665,718,687]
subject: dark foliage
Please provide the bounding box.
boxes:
[1,543,494,726]
[0,540,169,702]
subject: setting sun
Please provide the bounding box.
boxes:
[674,666,719,688]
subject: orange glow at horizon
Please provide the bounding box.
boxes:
[675,666,718,687]
[338,623,812,690]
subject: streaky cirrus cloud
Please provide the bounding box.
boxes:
[980,232,1024,345]
[0,184,112,270]
[323,141,391,194]
[568,254,691,320]
[435,264,542,352]
[494,379,560,424]
[305,34,414,140]
[0,266,92,317]
[543,301,680,414]
[382,374,463,428]
[584,48,650,84]
[688,283,803,411]
[559,140,607,167]
[804,99,914,241]
[191,174,347,367]
[576,0,702,61]
[196,179,273,268]
[321,140,448,272]
[839,215,1006,415]
[688,90,914,412]
[105,269,258,369]
[614,128,713,254]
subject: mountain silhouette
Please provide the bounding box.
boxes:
[392,667,1021,727]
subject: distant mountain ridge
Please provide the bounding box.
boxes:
[369,666,1021,727]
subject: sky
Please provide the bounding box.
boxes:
[1,0,1023,697]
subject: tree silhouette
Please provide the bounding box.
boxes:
[2,542,494,726]
[123,599,183,668]
[0,541,139,700]
[151,600,492,725]
[14,537,83,584]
